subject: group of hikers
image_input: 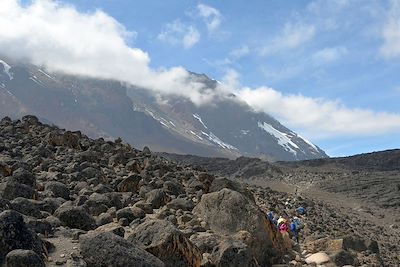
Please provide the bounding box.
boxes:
[266,206,305,245]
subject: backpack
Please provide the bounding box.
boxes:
[293,217,304,230]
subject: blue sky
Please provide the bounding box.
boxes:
[6,0,400,156]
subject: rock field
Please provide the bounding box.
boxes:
[0,116,399,266]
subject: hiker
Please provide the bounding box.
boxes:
[279,220,292,248]
[290,219,299,243]
[266,211,274,221]
[277,216,287,227]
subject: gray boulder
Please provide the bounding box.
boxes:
[80,232,165,267]
[127,219,201,267]
[45,181,70,200]
[54,204,96,231]
[116,207,145,223]
[193,188,284,266]
[11,197,43,218]
[0,181,35,200]
[166,198,195,211]
[5,249,45,267]
[0,210,43,264]
[212,239,256,267]
[145,189,170,209]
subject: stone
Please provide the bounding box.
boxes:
[5,249,45,267]
[80,232,165,267]
[209,178,254,202]
[54,204,96,231]
[166,198,195,211]
[145,189,170,209]
[11,197,42,218]
[0,210,43,264]
[212,239,257,267]
[0,181,35,200]
[94,223,125,237]
[305,252,331,265]
[127,219,201,267]
[193,188,284,266]
[96,212,113,226]
[10,168,36,187]
[45,181,70,200]
[116,207,145,223]
[116,174,142,192]
[331,250,358,266]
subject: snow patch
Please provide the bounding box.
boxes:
[38,69,56,81]
[190,130,204,140]
[0,60,13,80]
[258,122,299,155]
[193,114,208,129]
[201,131,237,150]
[29,76,45,87]
[297,134,319,153]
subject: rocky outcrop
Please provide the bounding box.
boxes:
[80,232,165,267]
[128,219,201,267]
[193,188,285,266]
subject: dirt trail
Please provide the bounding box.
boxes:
[246,178,399,229]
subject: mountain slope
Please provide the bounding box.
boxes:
[0,57,327,160]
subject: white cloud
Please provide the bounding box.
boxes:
[230,45,250,59]
[312,46,348,63]
[0,0,216,105]
[158,20,200,49]
[380,0,400,58]
[236,86,400,138]
[260,23,316,56]
[197,3,221,32]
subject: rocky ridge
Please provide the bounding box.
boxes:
[0,116,397,266]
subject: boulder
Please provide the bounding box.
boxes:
[331,250,358,266]
[11,197,43,218]
[0,210,43,264]
[54,205,96,231]
[45,181,70,200]
[80,232,165,267]
[193,188,284,266]
[163,181,185,196]
[127,219,201,267]
[211,239,257,267]
[166,198,195,211]
[116,174,142,192]
[5,249,45,267]
[305,252,331,265]
[189,232,220,253]
[0,181,35,200]
[116,207,145,223]
[209,178,254,202]
[145,189,170,209]
[0,198,11,212]
[196,172,214,193]
[94,223,125,237]
[10,168,36,187]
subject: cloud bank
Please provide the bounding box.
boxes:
[2,0,400,140]
[236,85,400,138]
[0,0,214,105]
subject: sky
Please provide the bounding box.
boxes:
[1,0,400,156]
